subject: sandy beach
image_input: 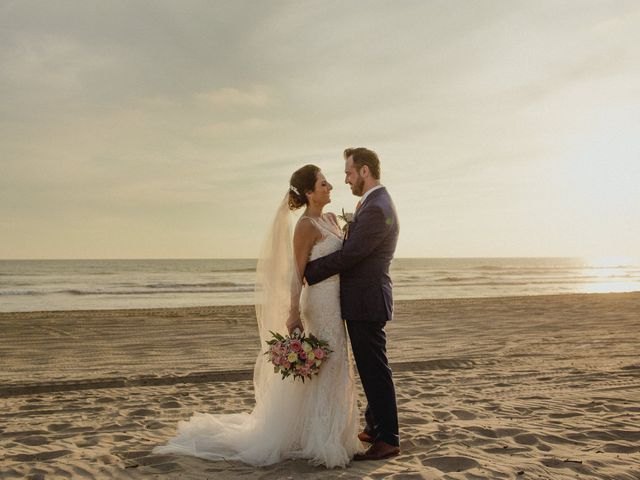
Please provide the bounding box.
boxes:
[2,292,639,479]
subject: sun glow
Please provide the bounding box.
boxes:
[580,256,640,294]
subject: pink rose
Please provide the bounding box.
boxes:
[306,358,314,367]
[290,340,302,352]
[313,348,325,360]
[282,361,291,370]
[299,351,307,361]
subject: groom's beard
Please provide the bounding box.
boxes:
[352,176,365,196]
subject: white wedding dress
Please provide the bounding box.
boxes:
[153,211,363,468]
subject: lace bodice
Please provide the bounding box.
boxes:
[305,215,343,261]
[300,215,343,340]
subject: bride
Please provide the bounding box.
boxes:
[153,164,364,468]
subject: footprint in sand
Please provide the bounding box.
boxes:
[540,433,577,445]
[464,426,498,438]
[47,423,72,432]
[451,409,476,420]
[71,465,94,478]
[26,472,46,480]
[620,364,640,371]
[75,436,100,447]
[483,445,530,454]
[116,449,149,461]
[603,442,640,454]
[432,410,453,421]
[403,415,430,425]
[422,455,481,473]
[494,427,522,437]
[513,433,538,445]
[145,420,167,430]
[127,408,156,417]
[16,435,48,446]
[96,396,116,404]
[18,404,45,411]
[10,450,71,462]
[410,434,436,447]
[513,406,534,416]
[97,453,118,464]
[549,412,582,418]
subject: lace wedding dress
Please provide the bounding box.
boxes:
[153,207,363,468]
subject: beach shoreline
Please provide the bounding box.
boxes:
[2,292,639,478]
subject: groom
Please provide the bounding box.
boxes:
[305,147,400,461]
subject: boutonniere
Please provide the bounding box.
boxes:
[338,208,354,239]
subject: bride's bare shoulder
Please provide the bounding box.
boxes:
[294,216,321,240]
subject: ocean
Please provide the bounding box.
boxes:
[1,257,639,313]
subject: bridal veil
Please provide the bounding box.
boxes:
[153,193,307,465]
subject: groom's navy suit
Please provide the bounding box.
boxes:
[305,186,400,447]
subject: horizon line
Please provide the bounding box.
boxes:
[1,256,630,262]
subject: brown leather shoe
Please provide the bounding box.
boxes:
[353,440,400,461]
[358,431,376,443]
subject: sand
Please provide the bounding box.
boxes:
[1,292,639,479]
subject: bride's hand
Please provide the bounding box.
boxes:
[286,311,304,335]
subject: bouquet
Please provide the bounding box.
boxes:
[264,329,332,382]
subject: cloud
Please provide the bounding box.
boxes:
[197,86,273,108]
[197,117,274,138]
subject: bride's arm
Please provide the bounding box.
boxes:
[286,218,321,334]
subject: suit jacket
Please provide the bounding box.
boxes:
[304,186,399,323]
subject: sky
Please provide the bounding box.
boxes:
[1,0,639,259]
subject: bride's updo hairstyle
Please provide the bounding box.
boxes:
[288,164,320,210]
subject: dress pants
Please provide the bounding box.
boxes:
[346,320,399,447]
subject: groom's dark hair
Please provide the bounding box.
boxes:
[344,147,381,179]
